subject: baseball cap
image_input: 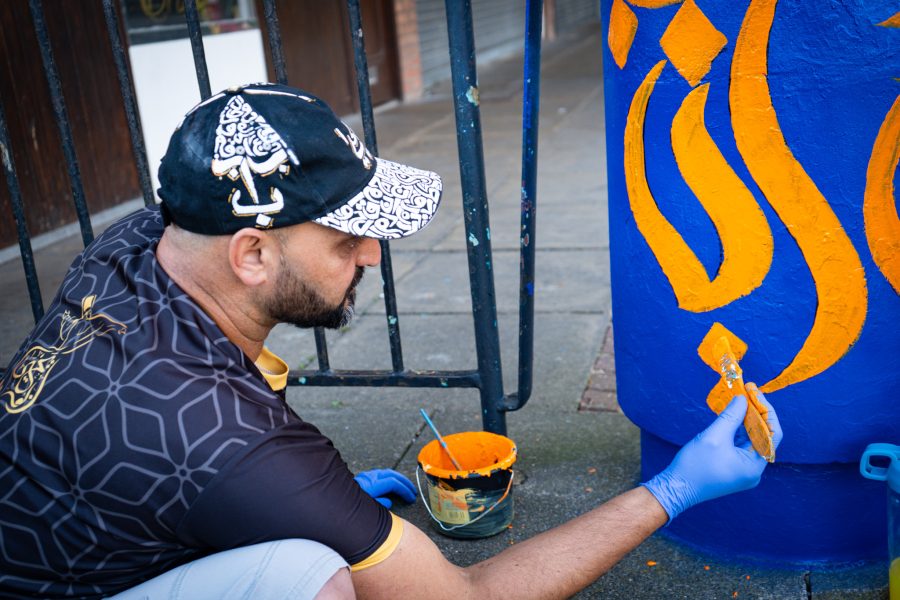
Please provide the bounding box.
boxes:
[157,82,442,239]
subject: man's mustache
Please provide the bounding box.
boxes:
[345,267,365,302]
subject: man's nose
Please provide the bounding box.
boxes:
[357,237,382,267]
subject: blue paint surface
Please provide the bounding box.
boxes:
[642,431,888,565]
[602,0,900,562]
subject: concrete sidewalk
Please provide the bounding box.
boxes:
[0,23,887,599]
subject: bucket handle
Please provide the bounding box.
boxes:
[415,466,514,533]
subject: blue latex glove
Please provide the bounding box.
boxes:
[642,393,783,523]
[354,469,417,509]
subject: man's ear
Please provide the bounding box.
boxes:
[227,228,279,287]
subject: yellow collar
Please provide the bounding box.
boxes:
[255,347,288,391]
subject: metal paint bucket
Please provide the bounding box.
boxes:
[416,431,516,539]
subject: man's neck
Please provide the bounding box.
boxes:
[156,231,270,361]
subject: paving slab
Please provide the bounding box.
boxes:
[390,248,610,316]
[437,193,609,252]
[283,311,607,412]
[391,410,811,599]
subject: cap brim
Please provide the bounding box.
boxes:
[313,158,442,240]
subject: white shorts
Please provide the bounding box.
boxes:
[111,539,348,600]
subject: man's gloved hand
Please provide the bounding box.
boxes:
[354,469,417,509]
[642,393,783,523]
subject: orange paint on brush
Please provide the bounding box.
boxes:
[697,324,775,462]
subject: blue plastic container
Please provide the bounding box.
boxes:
[860,444,900,599]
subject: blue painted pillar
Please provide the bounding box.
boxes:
[601,0,900,564]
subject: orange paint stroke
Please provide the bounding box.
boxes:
[660,0,728,87]
[624,65,772,312]
[627,0,682,7]
[671,83,773,309]
[877,12,900,28]
[864,95,900,295]
[731,0,867,393]
[609,0,639,69]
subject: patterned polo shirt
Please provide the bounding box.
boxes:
[0,208,398,599]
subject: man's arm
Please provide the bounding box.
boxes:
[352,487,666,600]
[353,394,782,599]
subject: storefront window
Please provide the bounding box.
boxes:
[122,0,257,45]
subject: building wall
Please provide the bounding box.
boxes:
[129,29,268,195]
[414,0,599,93]
[555,0,600,33]
[393,0,424,100]
[415,0,528,92]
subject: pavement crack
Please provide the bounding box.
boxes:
[393,411,430,471]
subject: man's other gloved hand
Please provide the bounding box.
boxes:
[354,469,417,509]
[642,393,783,522]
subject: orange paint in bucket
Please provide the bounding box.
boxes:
[416,431,517,539]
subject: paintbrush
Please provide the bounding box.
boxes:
[697,323,776,463]
[419,408,464,470]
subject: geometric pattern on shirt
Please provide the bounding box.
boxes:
[0,209,293,599]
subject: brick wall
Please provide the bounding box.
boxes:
[393,0,423,101]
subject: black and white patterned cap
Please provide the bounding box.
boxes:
[158,83,442,239]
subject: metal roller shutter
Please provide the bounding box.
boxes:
[415,0,527,91]
[555,0,600,33]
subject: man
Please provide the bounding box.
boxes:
[0,84,781,599]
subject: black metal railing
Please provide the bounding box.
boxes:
[2,0,544,436]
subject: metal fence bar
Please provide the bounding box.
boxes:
[0,95,44,323]
[505,0,543,412]
[288,370,480,388]
[6,0,540,431]
[346,0,405,373]
[257,0,331,371]
[444,0,507,434]
[28,0,94,248]
[184,0,213,100]
[102,0,155,208]
[314,328,331,371]
[261,0,289,85]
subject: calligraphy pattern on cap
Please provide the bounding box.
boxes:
[211,96,298,228]
[314,158,442,239]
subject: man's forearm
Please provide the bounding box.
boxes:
[463,487,668,599]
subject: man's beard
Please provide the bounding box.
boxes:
[265,260,365,329]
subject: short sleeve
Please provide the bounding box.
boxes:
[176,422,394,566]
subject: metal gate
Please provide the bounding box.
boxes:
[0,0,544,435]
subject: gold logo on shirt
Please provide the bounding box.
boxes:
[2,295,126,414]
